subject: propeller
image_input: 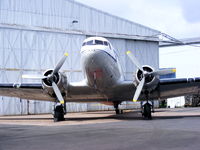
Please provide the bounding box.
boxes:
[52,82,65,104]
[126,51,176,102]
[22,53,68,104]
[52,53,68,75]
[126,51,143,71]
[133,77,145,102]
[126,51,145,102]
[48,53,68,104]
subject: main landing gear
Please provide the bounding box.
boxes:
[113,102,123,114]
[140,90,153,120]
[53,102,66,122]
[141,101,152,120]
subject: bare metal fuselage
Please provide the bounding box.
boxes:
[81,49,121,92]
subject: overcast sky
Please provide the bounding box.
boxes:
[76,0,200,78]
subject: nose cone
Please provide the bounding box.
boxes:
[81,49,121,89]
[81,49,105,87]
[81,49,105,73]
[81,48,118,68]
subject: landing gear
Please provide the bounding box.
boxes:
[151,100,155,113]
[140,90,152,120]
[53,103,66,122]
[113,102,123,114]
[142,102,152,120]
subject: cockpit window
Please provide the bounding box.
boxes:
[104,41,108,46]
[95,40,103,45]
[87,40,94,45]
[82,42,86,46]
[108,43,111,49]
[84,40,110,46]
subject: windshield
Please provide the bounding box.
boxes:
[83,40,111,48]
[95,40,103,45]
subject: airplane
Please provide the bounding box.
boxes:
[0,36,200,121]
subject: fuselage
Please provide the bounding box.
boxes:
[80,37,124,92]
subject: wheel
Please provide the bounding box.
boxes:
[54,105,65,122]
[115,109,120,114]
[143,103,152,120]
[113,102,120,115]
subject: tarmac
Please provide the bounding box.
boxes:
[0,107,200,150]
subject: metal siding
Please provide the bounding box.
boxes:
[108,38,159,73]
[108,38,126,67]
[0,0,159,36]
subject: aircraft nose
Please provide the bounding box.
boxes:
[81,49,100,64]
[81,49,110,73]
[82,48,100,57]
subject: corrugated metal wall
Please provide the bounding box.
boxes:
[0,0,158,36]
[109,38,159,80]
[0,0,159,115]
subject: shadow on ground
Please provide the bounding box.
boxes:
[1,110,200,122]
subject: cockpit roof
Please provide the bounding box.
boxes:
[83,37,109,43]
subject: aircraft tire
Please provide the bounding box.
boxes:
[54,105,65,122]
[143,103,152,120]
[115,109,120,114]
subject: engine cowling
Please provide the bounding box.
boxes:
[42,69,68,96]
[136,65,155,84]
[135,65,159,90]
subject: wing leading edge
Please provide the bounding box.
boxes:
[0,83,54,101]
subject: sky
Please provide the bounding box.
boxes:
[76,0,200,78]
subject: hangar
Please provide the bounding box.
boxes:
[0,0,160,115]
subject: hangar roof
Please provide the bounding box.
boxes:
[0,0,160,41]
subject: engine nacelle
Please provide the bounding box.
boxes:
[135,65,159,89]
[42,69,68,96]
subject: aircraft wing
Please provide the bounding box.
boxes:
[0,82,107,102]
[158,77,200,99]
[109,77,200,101]
[0,83,54,101]
[0,77,200,103]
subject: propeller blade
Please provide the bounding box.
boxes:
[126,51,143,71]
[151,68,176,76]
[52,53,68,75]
[22,74,47,79]
[52,82,65,104]
[133,77,145,102]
